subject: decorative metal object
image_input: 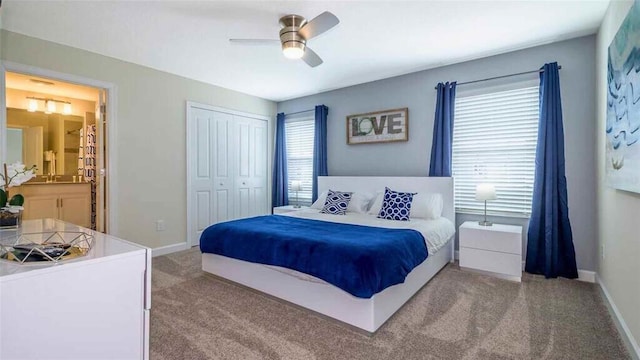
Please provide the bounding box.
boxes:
[0,231,94,264]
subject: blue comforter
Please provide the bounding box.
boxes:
[199,215,428,298]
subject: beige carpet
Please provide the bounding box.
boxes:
[150,248,629,360]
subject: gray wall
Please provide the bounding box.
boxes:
[278,36,597,271]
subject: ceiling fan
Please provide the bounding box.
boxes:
[229,11,340,68]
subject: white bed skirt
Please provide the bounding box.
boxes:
[202,237,454,333]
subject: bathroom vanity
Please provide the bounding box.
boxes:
[15,182,92,228]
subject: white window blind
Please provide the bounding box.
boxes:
[452,85,539,217]
[285,116,315,206]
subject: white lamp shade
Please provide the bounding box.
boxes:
[475,183,497,201]
[291,180,302,191]
[63,103,72,115]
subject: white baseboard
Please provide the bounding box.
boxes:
[597,275,640,360]
[152,242,188,257]
[577,270,596,283]
[454,250,595,283]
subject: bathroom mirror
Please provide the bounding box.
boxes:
[6,108,85,176]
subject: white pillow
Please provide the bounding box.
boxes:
[410,193,443,219]
[367,191,385,216]
[312,190,374,214]
[348,192,375,213]
[311,191,328,209]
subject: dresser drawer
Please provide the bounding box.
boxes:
[459,225,522,255]
[460,247,522,277]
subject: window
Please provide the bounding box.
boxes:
[285,115,315,206]
[452,85,539,217]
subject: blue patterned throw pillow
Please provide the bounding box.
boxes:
[377,187,416,221]
[320,190,353,215]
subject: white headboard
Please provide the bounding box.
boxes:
[317,176,455,224]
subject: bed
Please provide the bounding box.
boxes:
[201,176,455,332]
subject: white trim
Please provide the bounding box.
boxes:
[186,101,270,122]
[597,274,640,360]
[186,103,194,247]
[454,250,597,283]
[0,61,119,236]
[0,62,6,165]
[152,242,189,257]
[577,270,596,283]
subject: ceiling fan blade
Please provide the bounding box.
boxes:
[298,11,339,40]
[302,47,323,68]
[229,39,280,45]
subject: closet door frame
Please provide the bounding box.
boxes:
[186,101,271,247]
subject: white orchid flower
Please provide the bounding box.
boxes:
[2,162,37,188]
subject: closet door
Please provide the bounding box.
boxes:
[233,116,268,219]
[187,104,269,246]
[212,113,234,223]
[189,108,216,246]
[188,108,235,246]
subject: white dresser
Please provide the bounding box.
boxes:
[459,221,523,282]
[0,219,151,360]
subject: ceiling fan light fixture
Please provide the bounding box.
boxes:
[282,42,305,59]
[231,11,339,67]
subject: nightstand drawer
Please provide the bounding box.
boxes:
[460,247,522,277]
[459,225,522,255]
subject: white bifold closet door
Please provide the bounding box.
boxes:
[187,104,269,247]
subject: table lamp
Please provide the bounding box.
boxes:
[475,183,497,226]
[291,180,302,208]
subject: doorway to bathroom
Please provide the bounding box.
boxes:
[0,67,113,233]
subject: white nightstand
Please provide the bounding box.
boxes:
[459,221,523,282]
[273,205,310,214]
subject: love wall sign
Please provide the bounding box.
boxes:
[346,108,408,144]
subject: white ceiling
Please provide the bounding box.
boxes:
[1,1,610,102]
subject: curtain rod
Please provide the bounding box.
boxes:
[284,108,314,116]
[433,65,562,90]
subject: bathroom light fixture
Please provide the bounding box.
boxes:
[45,100,56,114]
[27,99,38,112]
[26,97,72,115]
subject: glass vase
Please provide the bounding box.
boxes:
[0,209,22,229]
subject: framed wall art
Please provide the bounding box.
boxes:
[606,2,640,193]
[346,108,408,145]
